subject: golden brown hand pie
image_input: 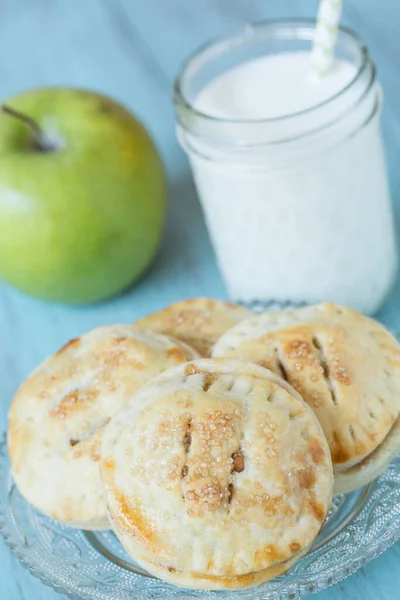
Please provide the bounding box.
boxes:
[213,303,400,493]
[101,359,333,589]
[8,325,199,530]
[135,298,250,356]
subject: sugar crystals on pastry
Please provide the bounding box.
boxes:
[8,325,199,530]
[213,302,400,493]
[101,358,333,589]
[135,297,250,356]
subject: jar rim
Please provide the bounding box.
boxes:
[173,18,371,127]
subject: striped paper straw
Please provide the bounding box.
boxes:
[311,0,343,75]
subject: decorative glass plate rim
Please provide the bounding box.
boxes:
[1,434,400,600]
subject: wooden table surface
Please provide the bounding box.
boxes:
[0,1,399,598]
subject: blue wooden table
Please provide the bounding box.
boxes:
[0,1,399,598]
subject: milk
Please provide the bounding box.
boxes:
[195,52,356,121]
[175,26,397,314]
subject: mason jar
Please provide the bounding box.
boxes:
[174,20,397,315]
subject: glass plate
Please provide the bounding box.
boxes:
[1,438,400,599]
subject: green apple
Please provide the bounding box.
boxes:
[0,88,166,304]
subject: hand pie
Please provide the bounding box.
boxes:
[101,358,333,589]
[135,297,250,356]
[213,303,400,493]
[8,325,199,530]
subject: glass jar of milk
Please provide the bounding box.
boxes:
[174,20,397,315]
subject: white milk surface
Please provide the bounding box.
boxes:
[185,52,396,314]
[195,52,356,120]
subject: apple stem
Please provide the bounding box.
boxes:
[1,104,56,151]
